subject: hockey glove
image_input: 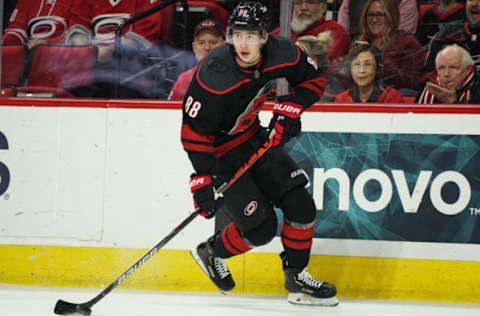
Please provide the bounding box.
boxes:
[268,102,304,146]
[189,174,217,219]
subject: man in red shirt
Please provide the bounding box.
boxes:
[271,0,350,63]
[169,19,225,101]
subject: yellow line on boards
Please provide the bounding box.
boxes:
[0,245,479,303]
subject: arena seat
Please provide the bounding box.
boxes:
[0,45,27,88]
[16,45,98,97]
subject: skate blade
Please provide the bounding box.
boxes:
[287,293,339,306]
[189,249,229,296]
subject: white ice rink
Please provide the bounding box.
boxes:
[2,284,479,316]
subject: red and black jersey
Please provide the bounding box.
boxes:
[3,0,74,45]
[66,0,169,47]
[424,22,480,76]
[334,85,404,103]
[181,34,327,174]
[417,2,465,47]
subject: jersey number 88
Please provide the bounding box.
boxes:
[185,96,202,118]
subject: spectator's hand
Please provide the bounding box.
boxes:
[27,39,48,50]
[426,81,456,104]
[70,34,90,46]
[98,45,115,63]
[97,38,140,63]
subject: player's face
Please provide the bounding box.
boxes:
[351,51,377,88]
[466,0,480,25]
[436,50,470,90]
[231,30,266,66]
[366,1,389,37]
[192,32,224,61]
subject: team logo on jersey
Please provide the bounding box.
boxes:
[244,201,258,216]
[109,0,121,6]
[92,14,130,40]
[28,16,67,39]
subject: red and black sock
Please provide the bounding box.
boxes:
[214,222,253,258]
[281,219,313,269]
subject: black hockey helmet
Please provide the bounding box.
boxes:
[227,1,269,42]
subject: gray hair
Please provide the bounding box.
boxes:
[435,44,474,69]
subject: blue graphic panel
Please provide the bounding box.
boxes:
[283,132,480,244]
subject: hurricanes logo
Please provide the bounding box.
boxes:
[244,201,258,216]
[28,16,67,39]
[92,14,130,39]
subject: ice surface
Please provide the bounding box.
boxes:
[1,284,478,316]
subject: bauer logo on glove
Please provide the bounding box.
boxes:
[269,101,304,147]
[189,174,218,219]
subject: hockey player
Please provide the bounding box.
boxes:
[3,0,74,47]
[182,1,338,306]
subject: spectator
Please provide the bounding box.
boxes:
[417,0,465,47]
[66,0,196,99]
[271,0,350,63]
[417,44,480,103]
[338,0,419,39]
[169,19,225,101]
[424,0,480,77]
[356,0,425,90]
[2,0,74,48]
[66,0,171,61]
[295,31,346,101]
[335,44,404,102]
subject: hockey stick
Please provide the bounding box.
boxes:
[54,129,275,316]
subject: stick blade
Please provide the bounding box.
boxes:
[54,300,92,316]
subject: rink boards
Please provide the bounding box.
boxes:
[0,98,479,303]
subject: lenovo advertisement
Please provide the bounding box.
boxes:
[287,132,480,244]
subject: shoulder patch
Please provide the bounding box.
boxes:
[262,35,299,69]
[195,45,251,94]
[205,57,228,73]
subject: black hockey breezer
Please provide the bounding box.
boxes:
[190,237,235,294]
[281,251,339,306]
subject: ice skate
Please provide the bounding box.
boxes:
[281,252,339,306]
[190,238,235,294]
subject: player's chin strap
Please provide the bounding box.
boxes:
[53,128,276,316]
[214,128,276,200]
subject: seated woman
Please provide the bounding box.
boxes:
[335,43,404,103]
[355,0,424,91]
[295,31,345,102]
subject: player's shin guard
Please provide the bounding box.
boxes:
[190,233,235,294]
[280,218,314,268]
[218,222,254,257]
